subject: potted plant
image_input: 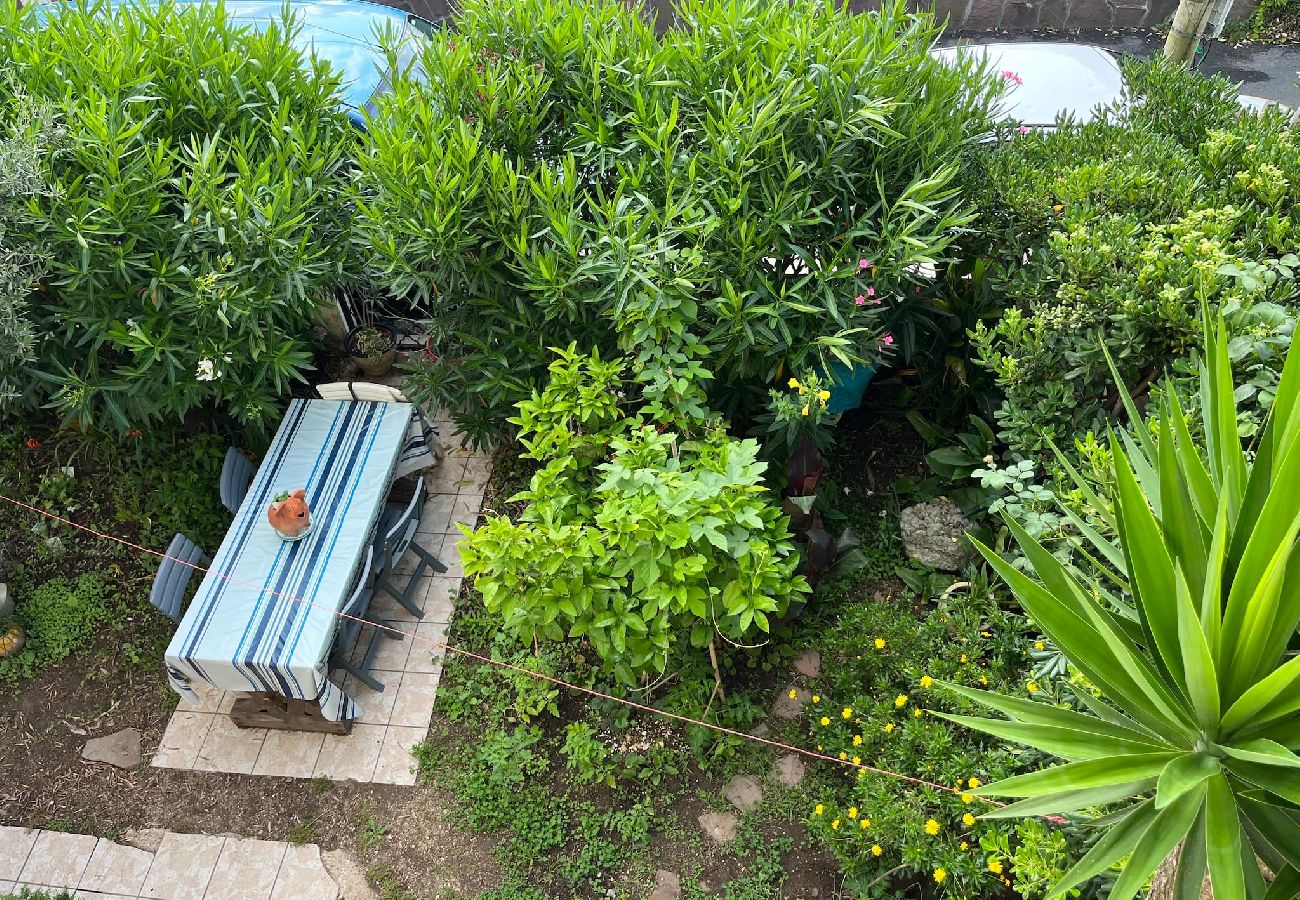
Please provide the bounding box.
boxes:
[344,322,398,378]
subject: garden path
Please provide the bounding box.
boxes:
[1,825,342,899]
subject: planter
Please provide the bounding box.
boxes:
[344,324,398,378]
[0,620,25,659]
[0,583,12,620]
[820,360,877,414]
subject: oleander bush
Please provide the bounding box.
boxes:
[0,0,356,432]
[966,57,1300,454]
[357,0,1004,448]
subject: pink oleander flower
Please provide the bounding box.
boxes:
[865,286,876,298]
[1002,70,1024,86]
[855,295,866,305]
[1017,124,1030,135]
[859,258,872,270]
[882,333,894,346]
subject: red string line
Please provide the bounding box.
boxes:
[0,491,1002,807]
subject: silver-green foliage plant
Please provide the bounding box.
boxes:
[459,346,807,686]
[943,317,1300,899]
[356,0,1003,448]
[0,0,356,431]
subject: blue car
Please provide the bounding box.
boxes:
[34,0,441,128]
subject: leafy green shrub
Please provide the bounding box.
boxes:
[356,0,1003,448]
[0,0,355,431]
[967,57,1300,453]
[460,347,807,686]
[0,574,112,684]
[796,577,1092,897]
[955,319,1300,897]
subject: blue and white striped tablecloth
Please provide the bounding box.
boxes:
[164,398,414,721]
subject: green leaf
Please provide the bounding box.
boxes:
[1155,753,1220,809]
[1219,739,1300,769]
[1261,865,1300,900]
[978,779,1157,819]
[1051,798,1157,897]
[979,753,1180,799]
[938,714,1165,761]
[1107,784,1207,900]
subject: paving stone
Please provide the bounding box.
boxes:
[193,715,267,774]
[313,724,385,782]
[416,494,456,534]
[372,725,426,786]
[447,493,484,530]
[419,579,458,625]
[321,849,380,900]
[122,828,166,853]
[435,534,464,578]
[773,753,807,787]
[0,825,38,880]
[697,811,739,845]
[0,882,13,895]
[405,621,449,674]
[427,457,467,495]
[79,838,154,895]
[792,650,821,678]
[19,830,97,888]
[81,727,143,769]
[748,722,770,738]
[206,837,287,899]
[141,831,225,900]
[723,774,764,813]
[150,711,214,770]
[772,686,810,719]
[343,672,402,726]
[252,729,326,779]
[271,844,340,900]
[649,869,682,900]
[389,671,439,728]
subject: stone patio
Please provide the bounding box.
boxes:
[0,826,340,899]
[150,436,490,786]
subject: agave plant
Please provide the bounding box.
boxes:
[940,317,1300,900]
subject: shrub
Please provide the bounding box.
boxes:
[954,319,1300,897]
[459,346,807,686]
[0,574,112,684]
[356,0,1003,448]
[0,0,356,432]
[967,57,1300,453]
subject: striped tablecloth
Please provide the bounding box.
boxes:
[165,398,414,721]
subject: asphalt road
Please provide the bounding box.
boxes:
[949,29,1300,105]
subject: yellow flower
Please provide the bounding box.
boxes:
[860,818,870,829]
[852,756,861,766]
[839,752,848,760]
[842,707,853,719]
[962,813,976,827]
[934,868,947,884]
[820,716,831,726]
[831,819,840,830]
[853,735,863,746]
[817,389,831,402]
[989,860,1004,875]
[960,653,968,664]
[788,689,798,699]
[814,804,824,816]
[894,694,908,708]
[884,722,894,733]
[1034,641,1045,651]
[913,708,923,718]
[874,638,886,650]
[1027,681,1040,693]
[801,404,810,417]
[919,675,934,689]
[981,630,991,637]
[788,377,801,389]
[871,845,883,857]
[924,819,940,836]
[961,793,974,804]
[1053,203,1065,213]
[812,695,821,703]
[960,841,969,851]
[848,807,858,819]
[968,777,981,789]
[856,769,866,780]
[979,675,989,686]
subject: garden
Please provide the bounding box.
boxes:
[1,0,1300,898]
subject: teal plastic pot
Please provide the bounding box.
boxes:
[822,361,877,414]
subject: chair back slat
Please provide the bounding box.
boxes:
[220,447,255,514]
[379,477,424,572]
[150,533,208,624]
[341,548,376,620]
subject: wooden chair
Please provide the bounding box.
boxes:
[328,547,399,692]
[315,381,439,477]
[150,534,210,623]
[220,447,255,514]
[372,476,447,618]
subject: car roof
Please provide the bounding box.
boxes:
[34,0,425,124]
[930,42,1126,128]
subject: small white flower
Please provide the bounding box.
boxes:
[196,358,217,381]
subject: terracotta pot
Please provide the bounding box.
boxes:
[268,489,313,541]
[344,324,398,378]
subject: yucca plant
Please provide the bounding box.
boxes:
[940,316,1300,900]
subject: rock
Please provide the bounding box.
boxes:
[723,774,763,813]
[792,650,821,678]
[748,722,770,739]
[81,728,142,769]
[122,828,165,853]
[899,498,972,572]
[772,686,810,720]
[698,811,739,845]
[0,582,11,618]
[322,848,379,900]
[649,870,682,900]
[773,753,806,787]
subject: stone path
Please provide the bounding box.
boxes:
[0,826,340,899]
[150,425,491,785]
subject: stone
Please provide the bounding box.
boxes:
[773,753,806,787]
[122,828,166,853]
[748,722,770,738]
[82,728,143,769]
[792,650,821,678]
[723,775,763,813]
[322,848,380,899]
[697,811,738,845]
[772,686,810,719]
[649,870,681,900]
[899,498,972,572]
